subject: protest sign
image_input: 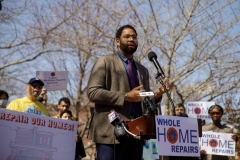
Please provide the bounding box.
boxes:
[201,132,235,156]
[0,109,77,160]
[36,71,68,91]
[143,139,159,160]
[155,115,199,157]
[187,102,215,119]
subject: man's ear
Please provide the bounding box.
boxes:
[116,38,120,47]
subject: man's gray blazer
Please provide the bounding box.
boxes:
[87,53,152,144]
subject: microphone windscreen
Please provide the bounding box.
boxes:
[148,51,157,61]
[108,110,119,123]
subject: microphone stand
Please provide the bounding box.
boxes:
[155,72,175,111]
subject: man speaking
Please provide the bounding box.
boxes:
[87,24,173,160]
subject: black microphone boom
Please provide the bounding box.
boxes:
[147,51,176,116]
[148,51,165,78]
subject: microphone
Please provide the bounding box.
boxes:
[108,110,126,138]
[148,51,165,78]
[108,110,121,126]
[144,97,157,112]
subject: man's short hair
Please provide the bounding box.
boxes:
[58,97,71,106]
[0,90,9,100]
[116,24,137,39]
[173,103,185,115]
[208,104,224,114]
[174,103,185,110]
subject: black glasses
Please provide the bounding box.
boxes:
[122,34,138,40]
[30,84,43,89]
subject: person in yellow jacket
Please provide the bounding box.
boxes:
[7,77,49,116]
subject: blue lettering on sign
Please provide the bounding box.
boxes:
[179,129,189,143]
[212,149,234,154]
[228,140,234,149]
[190,130,198,143]
[156,118,180,127]
[201,138,234,149]
[171,145,199,153]
[202,107,209,114]
[202,138,209,146]
[157,127,198,145]
[188,103,203,107]
[202,133,221,139]
[157,127,166,142]
[179,129,198,144]
[188,107,209,115]
[219,139,235,149]
[197,115,210,119]
[219,140,227,148]
[187,107,193,114]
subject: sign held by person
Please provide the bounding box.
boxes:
[201,132,235,156]
[0,109,77,160]
[187,101,215,119]
[36,71,68,91]
[155,115,200,157]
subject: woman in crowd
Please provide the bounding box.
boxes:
[200,104,238,160]
[60,110,86,160]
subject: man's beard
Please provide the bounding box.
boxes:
[119,41,137,55]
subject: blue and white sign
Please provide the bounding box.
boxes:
[186,102,215,119]
[142,139,159,160]
[155,115,200,157]
[201,132,235,156]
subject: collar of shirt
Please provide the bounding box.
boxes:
[117,50,134,64]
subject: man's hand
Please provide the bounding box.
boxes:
[155,78,174,100]
[40,88,47,97]
[126,85,144,102]
[232,134,238,142]
[200,150,206,158]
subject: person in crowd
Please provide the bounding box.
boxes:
[60,109,86,160]
[6,78,49,116]
[37,88,48,106]
[60,109,73,120]
[200,104,238,160]
[173,103,186,116]
[87,24,173,160]
[169,103,199,160]
[53,97,71,118]
[0,90,9,108]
